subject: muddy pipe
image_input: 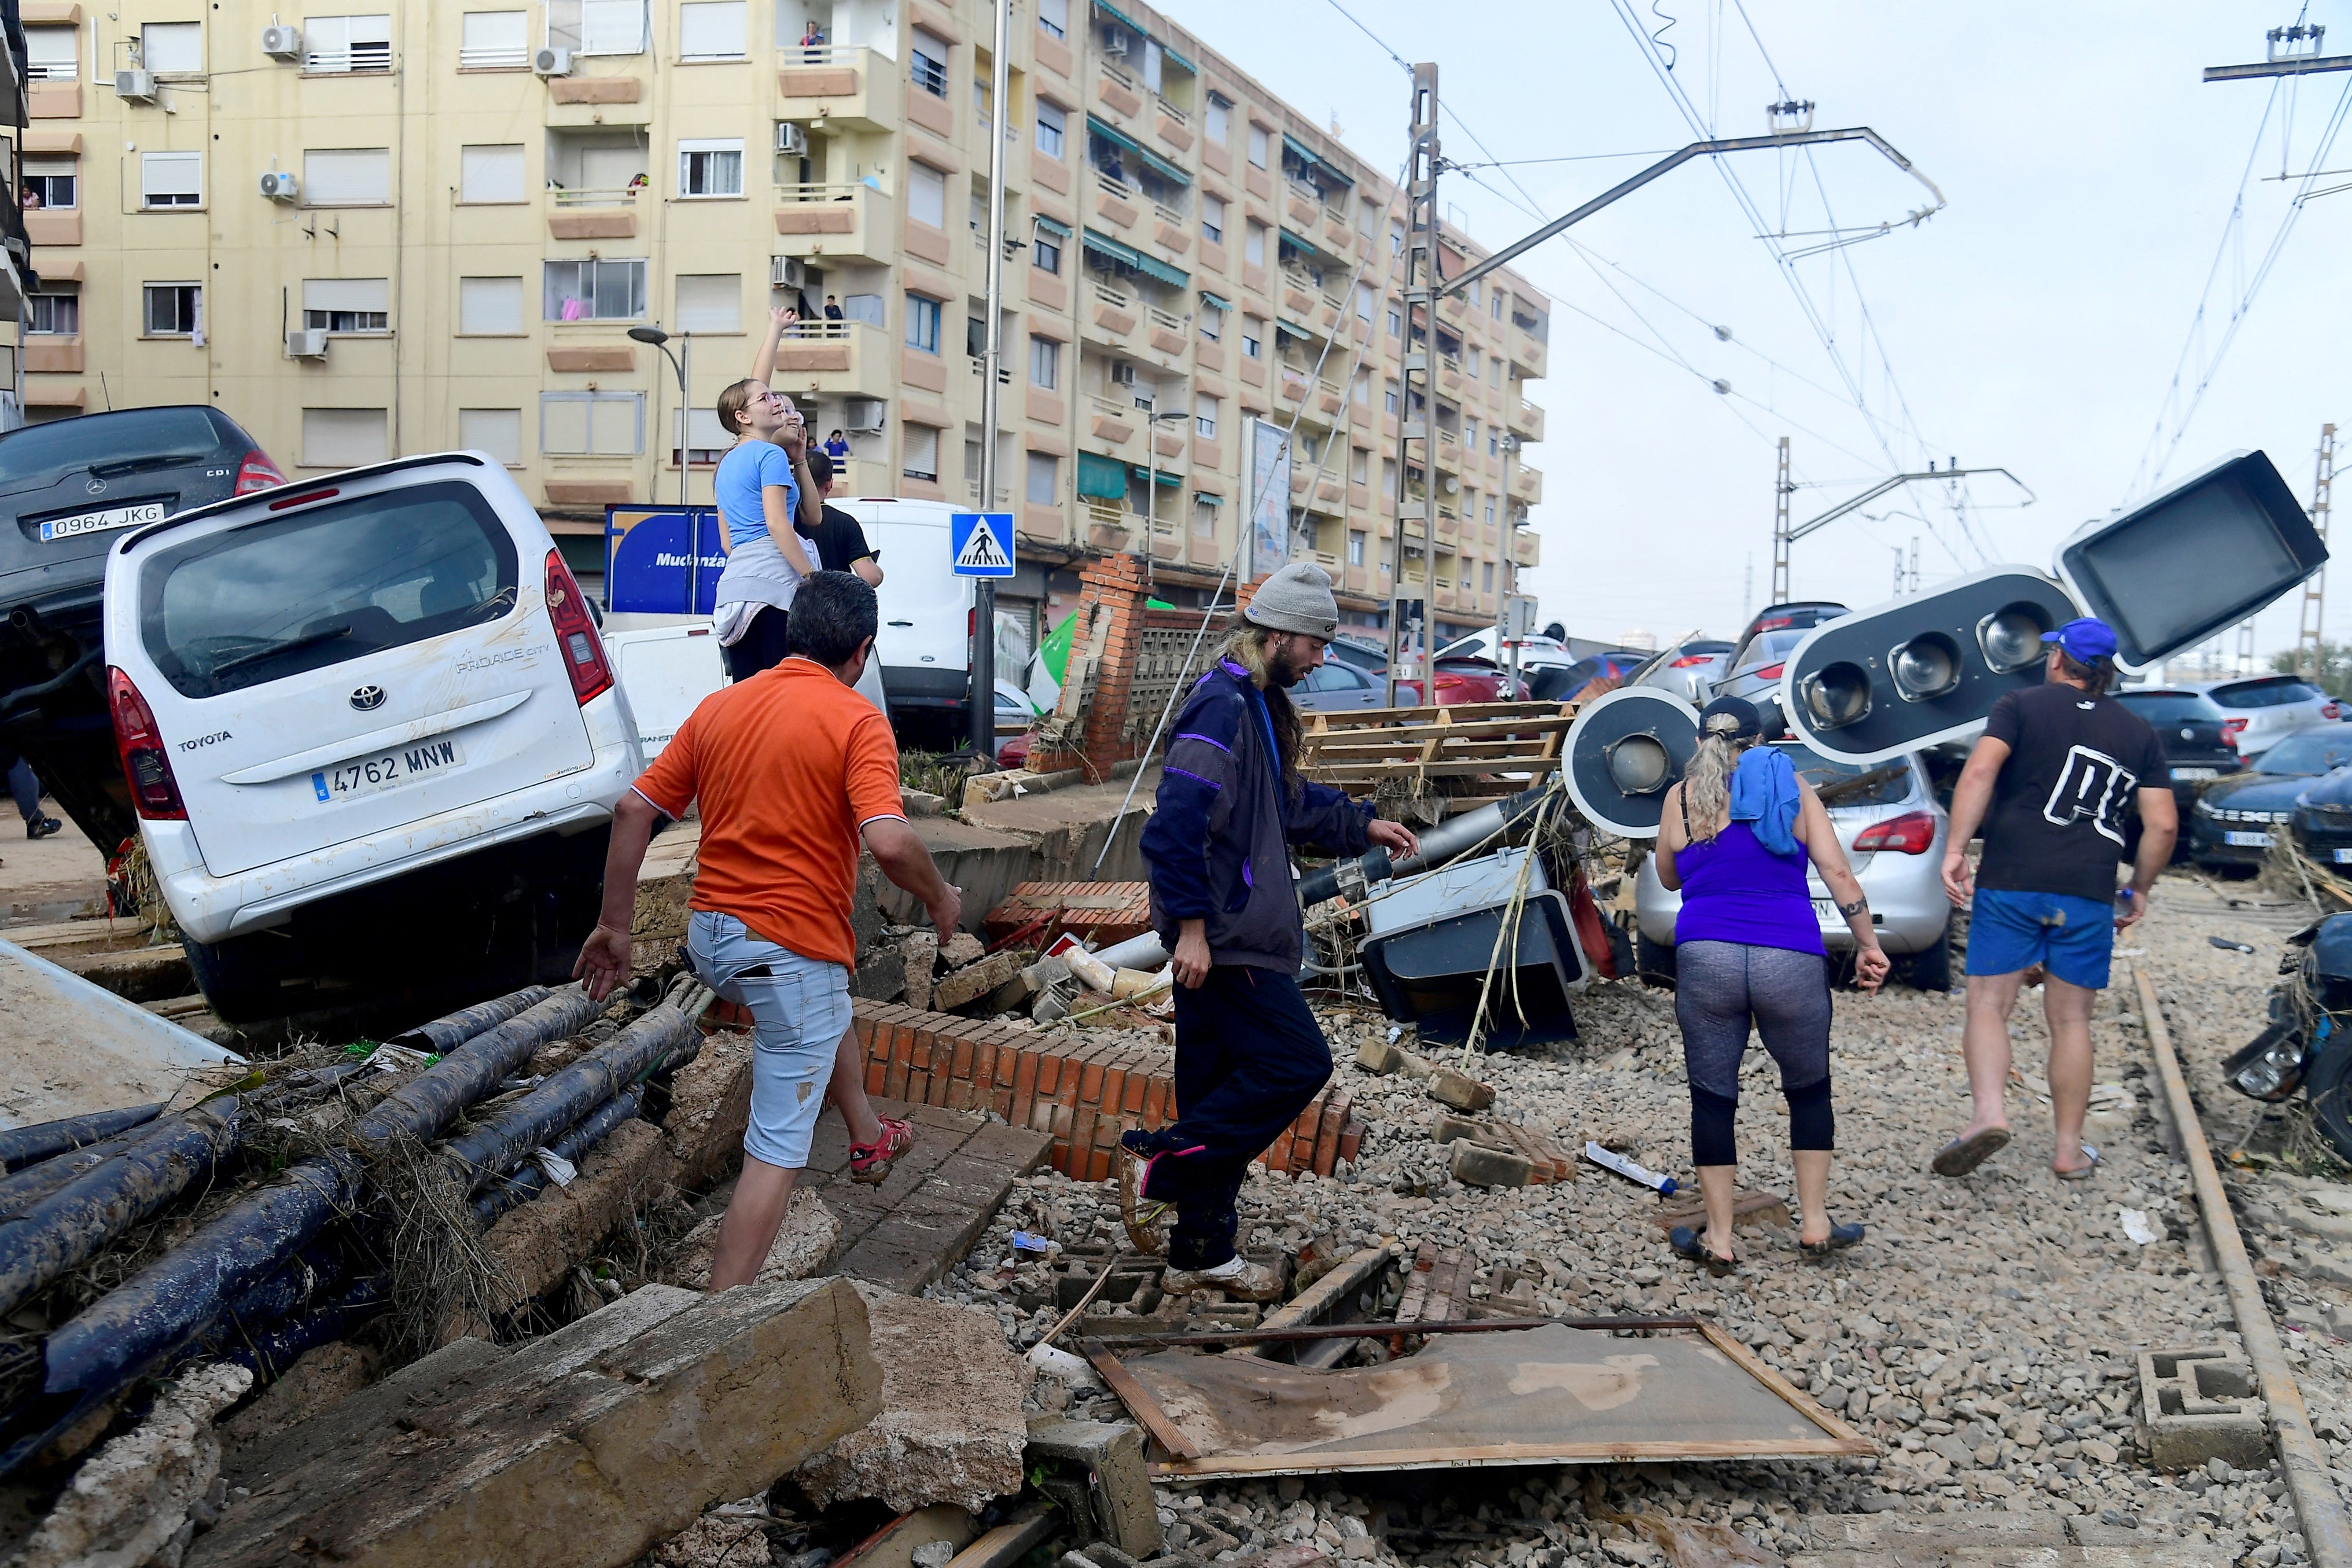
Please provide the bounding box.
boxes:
[0,1105,165,1173]
[469,1087,648,1231]
[1088,785,1556,973]
[390,984,554,1055]
[0,1116,190,1219]
[32,987,602,1419]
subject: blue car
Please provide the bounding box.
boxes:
[2195,728,2352,871]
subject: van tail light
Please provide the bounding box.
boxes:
[1757,662,1786,682]
[1852,809,1937,855]
[2223,717,2250,745]
[1670,653,1714,667]
[2327,702,2342,721]
[543,549,613,705]
[233,450,286,494]
[108,667,186,820]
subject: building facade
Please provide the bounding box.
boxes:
[13,0,1547,655]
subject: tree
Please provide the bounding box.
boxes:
[2269,642,2352,700]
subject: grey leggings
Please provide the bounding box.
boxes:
[1673,940,1834,1165]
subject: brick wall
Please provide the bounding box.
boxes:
[846,998,1360,1181]
[1032,552,1152,780]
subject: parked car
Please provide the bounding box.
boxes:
[1532,650,1647,704]
[1711,603,1850,733]
[2294,765,2352,871]
[1294,658,1386,713]
[1626,638,1736,704]
[1327,634,1393,678]
[1394,655,1523,706]
[2110,687,2243,819]
[2195,675,2342,761]
[2192,727,2352,871]
[0,407,284,855]
[103,452,641,1022]
[1633,742,1953,989]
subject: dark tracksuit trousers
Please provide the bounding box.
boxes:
[1137,965,1333,1269]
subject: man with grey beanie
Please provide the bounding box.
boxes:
[1124,564,1419,1297]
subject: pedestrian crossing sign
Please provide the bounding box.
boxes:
[950,511,1015,577]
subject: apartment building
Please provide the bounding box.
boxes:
[14,0,1548,653]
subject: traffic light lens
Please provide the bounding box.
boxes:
[1801,663,1872,730]
[1891,633,1963,701]
[1607,733,1672,794]
[1979,607,2048,673]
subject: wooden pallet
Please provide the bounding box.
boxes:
[1300,701,1580,801]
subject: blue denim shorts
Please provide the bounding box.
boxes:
[687,909,851,1170]
[1965,888,2118,991]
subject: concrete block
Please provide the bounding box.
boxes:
[196,1281,880,1568]
[1430,1110,1485,1146]
[1025,1417,1161,1560]
[796,1281,1032,1514]
[220,1342,381,1449]
[476,1117,677,1318]
[1450,1141,1531,1188]
[940,933,987,969]
[1429,1070,1495,1113]
[652,1514,772,1567]
[20,1361,251,1568]
[2138,1346,2270,1471]
[934,950,1025,1011]
[671,1190,841,1287]
[1355,1037,1401,1074]
[904,932,940,1011]
[223,1337,511,1496]
[664,1030,753,1191]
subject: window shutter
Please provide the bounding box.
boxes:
[301,408,389,468]
[678,1,744,57]
[674,274,741,333]
[540,395,591,454]
[459,277,524,334]
[142,152,203,200]
[588,395,642,454]
[301,278,388,314]
[579,0,643,53]
[907,163,945,228]
[303,148,391,205]
[458,408,523,464]
[459,143,525,203]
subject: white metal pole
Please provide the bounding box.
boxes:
[973,0,1011,757]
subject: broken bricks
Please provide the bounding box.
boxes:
[1427,1069,1496,1113]
[1024,1416,1161,1559]
[2138,1346,2270,1470]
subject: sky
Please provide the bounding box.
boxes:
[1159,0,2352,664]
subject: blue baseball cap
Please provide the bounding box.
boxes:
[2042,617,2118,663]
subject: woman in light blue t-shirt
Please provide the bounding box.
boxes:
[711,371,820,679]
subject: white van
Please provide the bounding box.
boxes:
[101,452,643,1021]
[828,497,978,727]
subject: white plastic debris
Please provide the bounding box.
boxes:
[532,1147,579,1188]
[1025,1342,1102,1385]
[2119,1208,2160,1246]
[1584,1142,1680,1196]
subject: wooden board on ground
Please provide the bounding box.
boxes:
[1649,1188,1791,1231]
[800,1098,1054,1294]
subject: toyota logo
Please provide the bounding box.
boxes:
[349,685,386,711]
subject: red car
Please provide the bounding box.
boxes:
[1392,656,1525,706]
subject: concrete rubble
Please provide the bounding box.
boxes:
[16,1361,251,1568]
[671,1190,841,1289]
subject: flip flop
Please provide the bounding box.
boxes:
[1931,1127,2012,1177]
[2056,1144,2101,1181]
[1801,1222,1866,1261]
[1668,1225,1736,1277]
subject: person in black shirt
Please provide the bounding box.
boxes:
[1933,617,2176,1182]
[798,450,882,586]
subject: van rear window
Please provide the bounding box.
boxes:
[140,480,519,698]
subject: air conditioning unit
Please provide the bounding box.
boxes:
[258,170,299,203]
[285,328,328,359]
[844,398,885,434]
[260,24,303,59]
[770,256,807,289]
[115,68,157,102]
[1102,28,1129,56]
[532,46,573,76]
[1109,361,1136,386]
[775,122,807,156]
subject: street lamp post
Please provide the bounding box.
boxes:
[628,323,691,508]
[1140,396,1188,592]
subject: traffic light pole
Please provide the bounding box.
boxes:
[971,0,1011,760]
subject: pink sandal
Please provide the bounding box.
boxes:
[850,1117,915,1183]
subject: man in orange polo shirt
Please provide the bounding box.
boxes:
[576,572,962,1290]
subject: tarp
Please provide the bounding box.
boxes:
[1279,227,1328,263]
[1082,226,1190,290]
[1199,290,1232,312]
[1033,214,1073,238]
[1282,131,1355,190]
[1077,450,1128,500]
[1129,466,1181,486]
[1087,114,1191,189]
[1089,0,1192,72]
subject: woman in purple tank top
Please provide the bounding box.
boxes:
[1652,697,1889,1275]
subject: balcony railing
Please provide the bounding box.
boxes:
[1095,170,1139,205]
[1155,97,1190,125]
[776,42,867,67]
[1099,58,1138,91]
[776,181,870,204]
[1091,279,1135,312]
[964,481,1014,506]
[1152,200,1186,227]
[549,185,644,208]
[1148,307,1186,335]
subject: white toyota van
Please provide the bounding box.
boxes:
[101,452,642,1021]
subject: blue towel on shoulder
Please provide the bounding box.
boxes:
[1729,746,1803,858]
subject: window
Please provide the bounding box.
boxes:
[1192,494,1218,536]
[543,258,646,320]
[1198,302,1221,342]
[910,27,947,97]
[21,157,76,211]
[678,0,745,58]
[1490,289,1504,320]
[1029,334,1059,389]
[1243,220,1265,268]
[458,275,524,334]
[1036,101,1066,159]
[1032,219,1063,274]
[141,21,203,76]
[143,283,201,336]
[1483,562,1496,594]
[1465,345,1481,377]
[459,408,523,466]
[1484,498,1497,527]
[1488,429,1500,456]
[140,153,203,209]
[298,409,387,468]
[907,162,947,227]
[1026,451,1058,505]
[678,138,743,197]
[1038,0,1068,39]
[546,0,645,54]
[1354,282,1373,321]
[1383,379,1400,415]
[1463,416,1478,448]
[1349,446,1368,483]
[964,314,987,359]
[303,148,392,206]
[1490,357,1504,387]
[459,143,525,204]
[1201,193,1224,246]
[1348,530,1365,566]
[1205,93,1230,145]
[1386,306,1401,338]
[1242,316,1262,359]
[676,274,741,332]
[24,291,78,336]
[459,10,528,67]
[1392,220,1405,256]
[1247,123,1268,168]
[903,424,940,481]
[1358,197,1378,237]
[25,25,78,80]
[303,13,392,71]
[673,408,729,467]
[904,293,942,353]
[540,392,643,455]
[303,277,390,334]
[1195,393,1218,439]
[1352,369,1369,404]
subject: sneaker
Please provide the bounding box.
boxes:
[25,817,59,841]
[1162,1256,1284,1302]
[848,1116,915,1184]
[1117,1143,1171,1256]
